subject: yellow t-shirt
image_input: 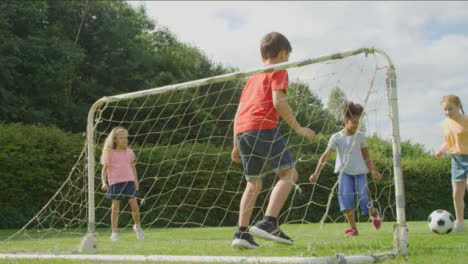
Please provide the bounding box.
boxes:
[440,115,468,154]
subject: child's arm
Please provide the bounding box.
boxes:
[361,148,382,180]
[231,106,241,163]
[101,164,108,191]
[132,162,139,191]
[101,151,109,190]
[273,90,316,141]
[309,147,333,183]
[435,142,449,159]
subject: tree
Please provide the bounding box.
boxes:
[287,81,341,135]
[327,86,347,122]
[0,1,232,132]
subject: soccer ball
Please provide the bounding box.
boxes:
[427,209,455,234]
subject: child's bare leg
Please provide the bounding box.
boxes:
[111,200,120,232]
[453,180,467,223]
[239,178,262,227]
[129,198,140,225]
[344,209,356,229]
[265,168,298,218]
[369,207,377,218]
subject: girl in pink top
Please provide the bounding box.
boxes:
[436,95,468,233]
[101,127,144,241]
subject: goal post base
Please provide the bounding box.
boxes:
[0,251,398,263]
[393,223,409,255]
[78,232,97,253]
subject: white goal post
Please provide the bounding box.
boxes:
[77,47,408,259]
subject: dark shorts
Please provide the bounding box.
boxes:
[451,154,468,182]
[236,128,294,180]
[106,181,136,200]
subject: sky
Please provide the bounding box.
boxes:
[129,1,468,152]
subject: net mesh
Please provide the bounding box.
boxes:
[4,51,398,257]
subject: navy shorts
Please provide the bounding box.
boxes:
[451,154,468,182]
[106,181,136,200]
[236,128,294,180]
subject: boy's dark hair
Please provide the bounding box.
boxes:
[343,101,364,119]
[260,32,292,60]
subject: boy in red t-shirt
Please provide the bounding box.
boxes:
[231,32,316,249]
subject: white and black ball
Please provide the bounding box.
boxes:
[427,209,455,234]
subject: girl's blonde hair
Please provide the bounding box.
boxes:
[441,94,465,114]
[103,126,128,151]
[101,127,128,165]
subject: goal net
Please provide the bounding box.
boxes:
[2,47,407,263]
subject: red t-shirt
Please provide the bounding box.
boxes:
[235,69,288,135]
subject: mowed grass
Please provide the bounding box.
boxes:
[0,221,467,263]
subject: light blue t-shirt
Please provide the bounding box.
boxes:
[328,130,368,175]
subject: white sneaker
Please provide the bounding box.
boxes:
[453,222,466,233]
[133,224,145,240]
[110,232,119,242]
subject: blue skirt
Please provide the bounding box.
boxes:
[106,181,136,200]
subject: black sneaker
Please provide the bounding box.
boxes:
[231,231,259,249]
[250,220,294,245]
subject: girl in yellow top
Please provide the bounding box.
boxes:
[436,94,468,233]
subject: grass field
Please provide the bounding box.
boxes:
[0,221,467,263]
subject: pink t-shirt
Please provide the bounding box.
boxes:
[101,149,136,185]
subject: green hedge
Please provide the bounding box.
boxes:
[0,123,83,228]
[402,156,454,220]
[0,123,461,229]
[94,139,458,228]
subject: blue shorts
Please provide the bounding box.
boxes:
[106,181,136,200]
[451,154,468,182]
[338,173,371,216]
[236,129,294,181]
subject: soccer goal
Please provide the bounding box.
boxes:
[1,47,407,263]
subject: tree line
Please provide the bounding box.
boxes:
[0,0,231,132]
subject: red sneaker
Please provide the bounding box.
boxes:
[345,228,359,236]
[371,209,381,230]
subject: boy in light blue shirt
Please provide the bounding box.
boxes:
[310,101,382,236]
[328,131,369,175]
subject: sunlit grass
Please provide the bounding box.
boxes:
[1,221,467,263]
